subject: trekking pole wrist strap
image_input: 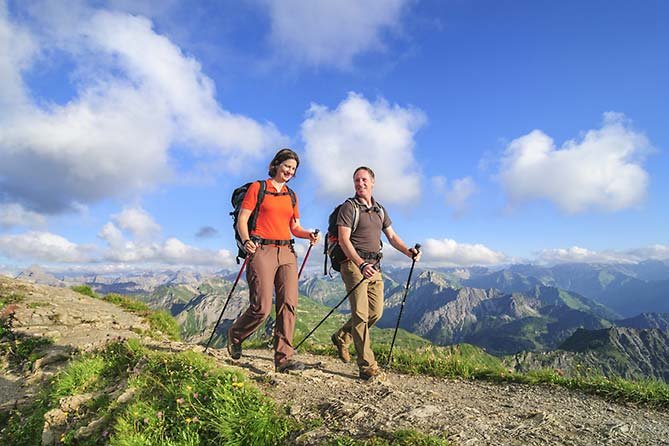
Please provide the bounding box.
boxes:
[359,262,369,273]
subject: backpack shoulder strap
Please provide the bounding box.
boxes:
[376,201,385,227]
[257,179,266,201]
[248,180,266,233]
[286,185,296,208]
[347,197,360,233]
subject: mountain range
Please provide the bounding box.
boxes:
[9,259,669,381]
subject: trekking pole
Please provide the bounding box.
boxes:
[298,229,320,279]
[386,243,421,367]
[204,257,248,353]
[294,276,366,351]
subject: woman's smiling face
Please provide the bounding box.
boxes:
[275,158,297,182]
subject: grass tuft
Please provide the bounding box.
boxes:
[71,285,97,298]
[146,310,181,341]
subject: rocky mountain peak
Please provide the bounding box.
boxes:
[15,265,62,287]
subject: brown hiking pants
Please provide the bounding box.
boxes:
[334,260,384,372]
[228,244,298,367]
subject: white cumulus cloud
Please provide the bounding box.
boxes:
[0,231,93,263]
[422,238,507,267]
[265,0,410,68]
[302,92,425,204]
[0,4,285,215]
[112,207,162,240]
[498,112,651,213]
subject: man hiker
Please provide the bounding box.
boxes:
[331,166,421,380]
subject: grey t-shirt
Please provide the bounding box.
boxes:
[336,197,391,254]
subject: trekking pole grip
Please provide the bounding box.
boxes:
[412,243,421,259]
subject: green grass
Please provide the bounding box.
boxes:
[0,339,293,446]
[103,293,151,314]
[377,343,505,379]
[146,310,181,341]
[71,285,97,298]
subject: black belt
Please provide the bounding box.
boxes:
[251,236,294,246]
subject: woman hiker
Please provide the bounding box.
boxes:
[227,148,320,372]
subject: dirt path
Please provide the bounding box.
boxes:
[208,348,669,446]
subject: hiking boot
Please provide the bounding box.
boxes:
[227,330,242,360]
[359,367,386,382]
[331,333,350,363]
[276,359,306,373]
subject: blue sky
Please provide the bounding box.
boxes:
[1,0,668,274]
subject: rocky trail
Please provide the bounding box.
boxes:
[210,348,669,446]
[2,276,669,446]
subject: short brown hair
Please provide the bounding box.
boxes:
[268,148,300,177]
[353,166,375,180]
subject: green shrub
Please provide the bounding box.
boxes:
[71,285,97,298]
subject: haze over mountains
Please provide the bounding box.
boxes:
[9,259,669,381]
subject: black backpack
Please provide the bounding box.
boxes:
[230,180,296,263]
[324,198,384,273]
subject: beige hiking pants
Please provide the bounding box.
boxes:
[335,260,384,372]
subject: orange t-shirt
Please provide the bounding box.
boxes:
[241,180,299,241]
